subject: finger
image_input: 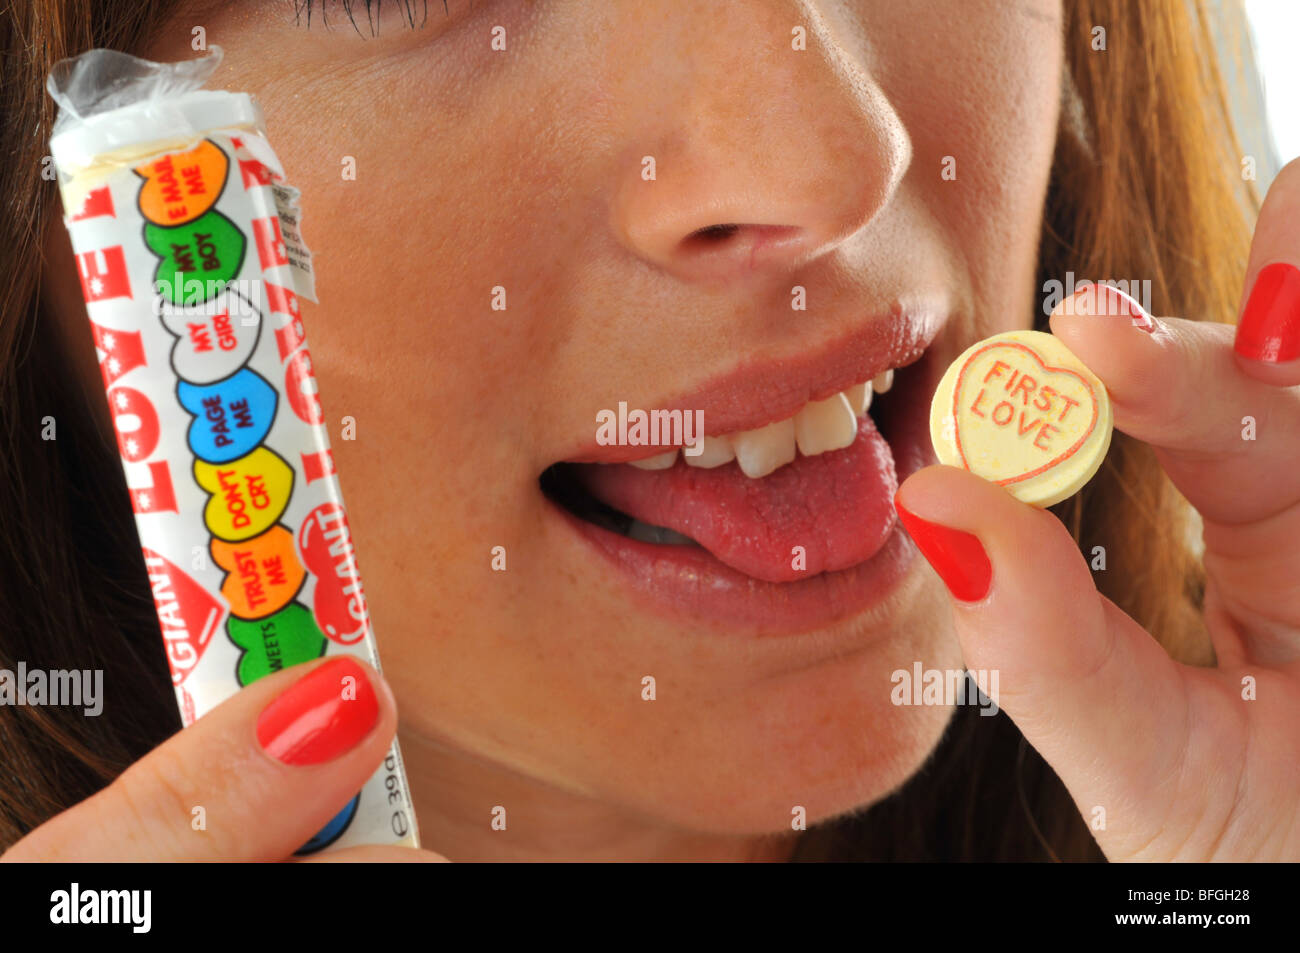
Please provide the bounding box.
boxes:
[1233,157,1300,385]
[293,845,448,863]
[1,656,396,862]
[1050,286,1300,525]
[1052,283,1300,651]
[895,465,1193,858]
[1200,498,1300,664]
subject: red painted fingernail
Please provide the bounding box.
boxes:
[256,657,379,766]
[1071,281,1156,333]
[895,498,992,602]
[1236,262,1300,362]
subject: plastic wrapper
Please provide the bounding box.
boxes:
[46,46,419,854]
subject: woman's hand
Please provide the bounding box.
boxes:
[894,159,1300,861]
[0,656,445,862]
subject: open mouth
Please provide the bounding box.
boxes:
[540,330,940,613]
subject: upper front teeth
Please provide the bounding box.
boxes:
[843,382,872,416]
[689,434,736,468]
[628,368,896,477]
[732,417,797,479]
[793,392,857,458]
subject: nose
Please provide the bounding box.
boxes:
[609,1,911,287]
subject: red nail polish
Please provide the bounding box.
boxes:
[895,498,992,602]
[257,657,379,766]
[1072,281,1156,333]
[1236,262,1300,363]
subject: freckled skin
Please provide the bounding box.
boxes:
[48,0,1063,859]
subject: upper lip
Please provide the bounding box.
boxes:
[561,299,948,464]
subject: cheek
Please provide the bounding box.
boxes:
[868,0,1064,327]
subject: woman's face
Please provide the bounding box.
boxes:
[54,0,1064,850]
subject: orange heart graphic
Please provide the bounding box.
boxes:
[210,524,306,619]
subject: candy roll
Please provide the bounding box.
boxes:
[46,46,419,853]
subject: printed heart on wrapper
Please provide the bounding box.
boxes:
[134,138,230,227]
[298,502,372,646]
[193,446,294,542]
[144,208,246,306]
[226,601,326,687]
[160,287,261,385]
[210,524,306,619]
[177,367,278,464]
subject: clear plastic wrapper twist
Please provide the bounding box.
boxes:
[46,46,419,854]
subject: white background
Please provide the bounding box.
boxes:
[1246,0,1299,165]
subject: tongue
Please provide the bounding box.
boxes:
[572,416,898,583]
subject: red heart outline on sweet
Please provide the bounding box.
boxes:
[952,340,1099,486]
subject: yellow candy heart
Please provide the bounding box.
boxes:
[930,329,1113,507]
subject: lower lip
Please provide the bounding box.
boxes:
[542,350,939,635]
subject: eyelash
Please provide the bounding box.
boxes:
[294,0,444,35]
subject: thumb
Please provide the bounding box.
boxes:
[894,464,1190,857]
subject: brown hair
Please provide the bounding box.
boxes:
[0,0,1258,858]
[1,0,184,844]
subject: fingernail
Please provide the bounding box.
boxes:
[895,498,992,602]
[1069,281,1157,333]
[257,657,379,766]
[1236,262,1300,363]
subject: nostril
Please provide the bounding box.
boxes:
[663,223,810,279]
[678,223,804,258]
[684,223,741,246]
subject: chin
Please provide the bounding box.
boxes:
[574,586,962,837]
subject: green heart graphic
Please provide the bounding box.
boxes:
[145,208,247,305]
[227,601,326,686]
